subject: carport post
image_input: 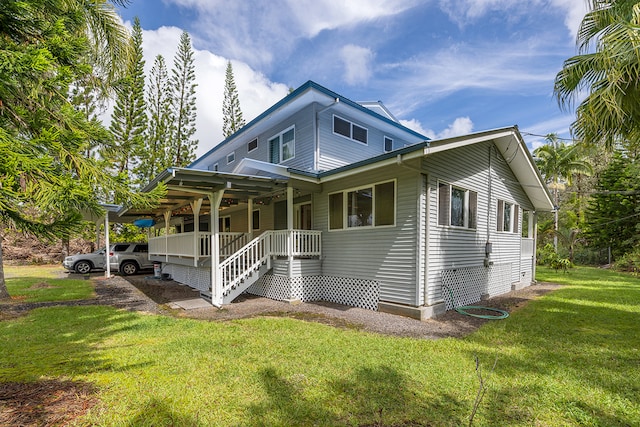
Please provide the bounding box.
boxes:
[104,213,111,278]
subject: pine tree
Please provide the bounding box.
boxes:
[222,60,245,138]
[136,54,173,183]
[169,31,198,167]
[0,1,163,300]
[107,16,147,177]
[585,151,640,258]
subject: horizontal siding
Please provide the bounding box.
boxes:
[317,108,423,171]
[316,165,420,305]
[424,140,534,305]
[199,104,316,173]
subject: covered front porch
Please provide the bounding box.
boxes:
[122,168,322,306]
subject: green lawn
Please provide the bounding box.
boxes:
[0,266,638,426]
[2,264,95,302]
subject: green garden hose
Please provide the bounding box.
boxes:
[443,285,509,320]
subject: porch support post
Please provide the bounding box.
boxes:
[163,210,171,263]
[532,211,538,282]
[209,190,224,307]
[190,198,203,267]
[247,198,253,240]
[104,213,111,278]
[287,186,294,277]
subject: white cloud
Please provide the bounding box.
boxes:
[438,0,587,40]
[401,117,474,140]
[340,45,374,85]
[399,118,431,137]
[164,0,417,69]
[382,40,559,119]
[102,24,290,158]
[436,117,474,139]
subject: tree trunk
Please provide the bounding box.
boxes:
[0,234,10,300]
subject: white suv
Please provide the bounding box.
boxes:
[108,243,154,275]
[63,248,107,274]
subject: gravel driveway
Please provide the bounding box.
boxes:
[1,271,560,339]
[120,274,561,339]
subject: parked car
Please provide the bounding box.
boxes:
[109,242,154,275]
[63,248,107,274]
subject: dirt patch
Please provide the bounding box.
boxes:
[28,282,57,290]
[0,380,98,427]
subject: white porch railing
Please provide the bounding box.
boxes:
[521,238,534,257]
[217,230,322,302]
[148,230,321,260]
[149,232,247,259]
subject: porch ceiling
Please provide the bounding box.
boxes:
[119,168,289,220]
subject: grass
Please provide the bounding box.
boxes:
[0,265,639,426]
[2,264,95,302]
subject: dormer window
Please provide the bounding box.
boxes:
[384,136,393,152]
[247,138,258,152]
[333,115,368,144]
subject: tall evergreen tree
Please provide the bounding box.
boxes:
[222,60,245,138]
[0,1,162,300]
[136,54,173,183]
[169,31,198,166]
[585,151,640,258]
[107,16,147,176]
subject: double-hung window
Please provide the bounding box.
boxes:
[438,182,477,229]
[497,200,519,233]
[333,115,368,144]
[329,180,395,230]
[269,126,295,163]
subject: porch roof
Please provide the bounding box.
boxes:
[118,168,288,220]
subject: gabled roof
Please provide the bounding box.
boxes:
[308,126,554,211]
[190,80,428,170]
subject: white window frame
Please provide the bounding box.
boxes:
[333,114,368,145]
[497,200,519,233]
[384,136,393,152]
[226,152,235,164]
[437,181,477,230]
[268,125,295,164]
[328,179,396,231]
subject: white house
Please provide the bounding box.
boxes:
[119,81,554,319]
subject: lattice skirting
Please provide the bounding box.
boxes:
[247,275,379,311]
[163,264,210,293]
[442,263,513,310]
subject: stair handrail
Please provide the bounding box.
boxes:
[219,231,273,297]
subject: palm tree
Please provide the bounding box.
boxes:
[554,0,640,147]
[534,134,593,251]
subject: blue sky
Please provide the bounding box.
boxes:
[114,0,588,157]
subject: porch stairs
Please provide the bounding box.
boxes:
[201,231,274,304]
